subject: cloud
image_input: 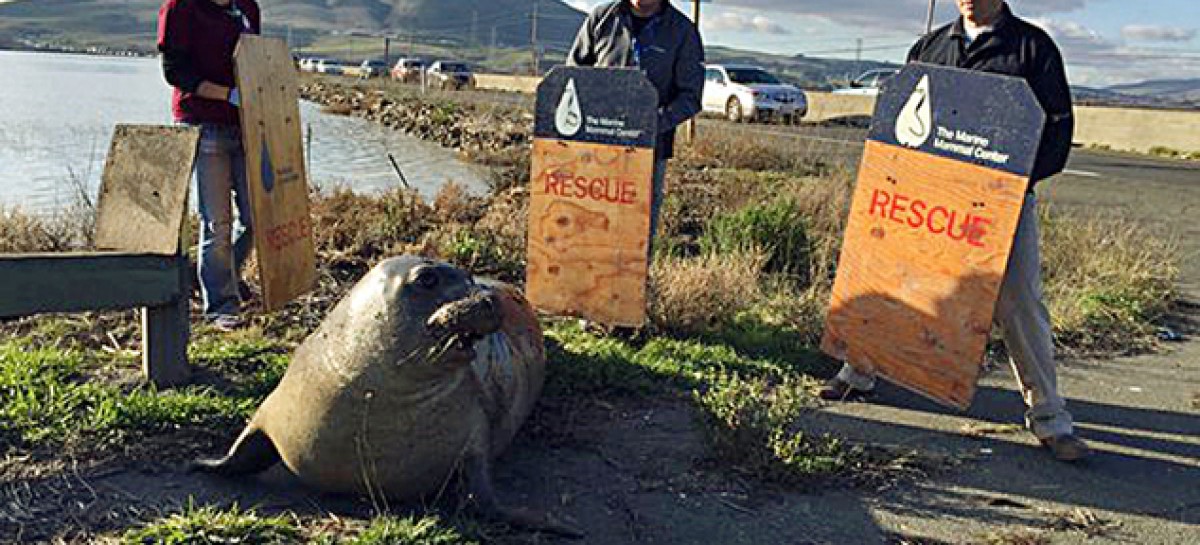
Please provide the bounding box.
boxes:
[704,13,790,35]
[690,0,1092,32]
[1121,25,1197,43]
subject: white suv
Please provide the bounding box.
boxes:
[702,64,807,123]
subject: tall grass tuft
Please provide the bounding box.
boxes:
[1040,207,1179,354]
[650,248,768,335]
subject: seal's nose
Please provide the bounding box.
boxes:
[425,289,503,340]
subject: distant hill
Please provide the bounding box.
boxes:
[1108,78,1200,105]
[1,1,1195,107]
[0,0,586,51]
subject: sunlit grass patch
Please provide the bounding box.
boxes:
[695,372,849,486]
[0,342,252,452]
[347,515,476,545]
[122,502,302,545]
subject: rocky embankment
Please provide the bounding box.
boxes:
[300,81,533,191]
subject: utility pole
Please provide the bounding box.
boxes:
[384,36,391,68]
[925,0,937,34]
[490,26,498,67]
[531,0,540,75]
[470,10,478,49]
[855,37,863,76]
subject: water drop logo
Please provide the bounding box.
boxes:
[260,135,276,193]
[555,78,583,137]
[896,75,932,148]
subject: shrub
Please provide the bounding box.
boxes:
[695,372,849,486]
[699,199,811,277]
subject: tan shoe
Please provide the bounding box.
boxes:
[818,377,874,401]
[1040,434,1091,462]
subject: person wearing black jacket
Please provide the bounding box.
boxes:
[821,0,1090,462]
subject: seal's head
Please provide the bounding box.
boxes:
[348,256,502,369]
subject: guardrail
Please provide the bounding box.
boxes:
[347,71,1200,155]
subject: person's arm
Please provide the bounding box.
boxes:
[1029,38,1074,181]
[566,10,596,67]
[659,22,705,133]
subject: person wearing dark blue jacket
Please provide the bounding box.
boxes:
[567,0,705,239]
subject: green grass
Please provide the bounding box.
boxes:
[346,516,476,545]
[544,320,819,398]
[123,502,302,545]
[699,198,812,277]
[0,339,279,452]
[122,503,474,545]
[695,372,851,486]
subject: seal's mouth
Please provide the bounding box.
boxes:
[424,289,503,361]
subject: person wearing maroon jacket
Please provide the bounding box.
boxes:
[157,0,261,331]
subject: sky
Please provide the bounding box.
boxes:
[565,0,1200,87]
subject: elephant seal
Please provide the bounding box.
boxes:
[194,256,576,535]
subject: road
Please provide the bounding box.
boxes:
[699,118,1200,190]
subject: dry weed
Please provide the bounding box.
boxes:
[650,248,768,334]
[1040,206,1179,354]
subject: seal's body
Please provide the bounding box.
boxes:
[196,257,567,532]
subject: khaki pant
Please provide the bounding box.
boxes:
[835,194,1073,440]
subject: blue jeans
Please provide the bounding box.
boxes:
[194,124,254,317]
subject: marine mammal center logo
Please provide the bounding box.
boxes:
[896,75,932,148]
[555,78,583,137]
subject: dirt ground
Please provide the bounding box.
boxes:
[3,150,1197,544]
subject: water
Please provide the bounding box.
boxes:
[0,50,489,214]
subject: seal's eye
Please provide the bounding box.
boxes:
[414,269,440,289]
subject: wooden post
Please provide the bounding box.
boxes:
[142,254,191,388]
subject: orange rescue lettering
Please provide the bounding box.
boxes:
[544,170,637,205]
[868,188,993,248]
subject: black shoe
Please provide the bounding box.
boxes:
[818,377,874,401]
[1040,434,1091,462]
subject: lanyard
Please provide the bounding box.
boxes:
[225,2,254,34]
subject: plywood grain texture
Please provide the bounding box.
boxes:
[234,35,316,311]
[93,125,199,255]
[526,139,654,326]
[821,140,1030,408]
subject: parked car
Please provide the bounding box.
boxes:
[391,58,426,83]
[426,60,474,90]
[702,64,807,123]
[359,59,390,79]
[832,69,899,96]
[316,59,347,75]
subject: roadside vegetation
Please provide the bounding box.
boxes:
[0,75,1181,542]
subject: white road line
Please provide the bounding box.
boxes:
[1063,168,1101,178]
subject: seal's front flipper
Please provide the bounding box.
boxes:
[190,426,281,476]
[464,452,583,538]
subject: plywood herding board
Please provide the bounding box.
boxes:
[94,125,199,255]
[234,35,316,311]
[821,140,1030,408]
[526,139,654,326]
